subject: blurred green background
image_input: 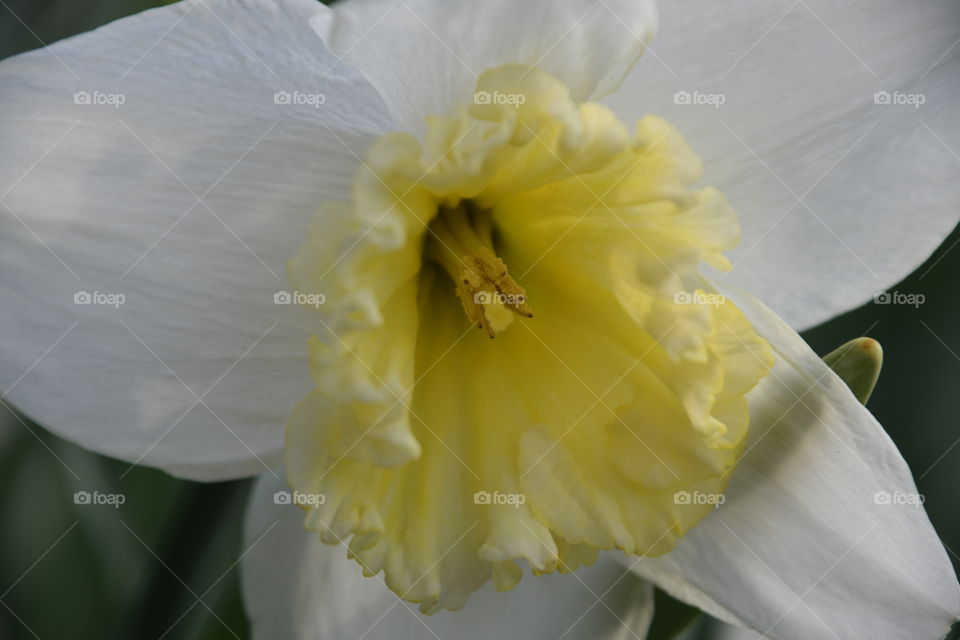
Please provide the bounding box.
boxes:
[1,1,957,639]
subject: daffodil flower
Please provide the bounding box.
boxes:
[1,0,958,638]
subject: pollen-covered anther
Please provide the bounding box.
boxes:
[456,249,534,338]
[426,204,533,338]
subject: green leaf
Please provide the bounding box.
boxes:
[822,337,883,404]
[645,588,701,640]
[947,621,960,640]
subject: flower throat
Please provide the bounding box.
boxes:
[425,202,533,338]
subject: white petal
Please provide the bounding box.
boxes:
[713,623,774,640]
[0,0,393,480]
[605,0,960,330]
[242,473,655,640]
[630,285,960,639]
[315,0,657,133]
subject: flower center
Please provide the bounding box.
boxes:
[425,202,533,337]
[285,63,774,614]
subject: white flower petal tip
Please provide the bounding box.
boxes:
[242,473,656,640]
[0,0,394,480]
[630,284,960,640]
[313,0,658,133]
[606,0,960,331]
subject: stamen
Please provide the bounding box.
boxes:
[426,204,533,338]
